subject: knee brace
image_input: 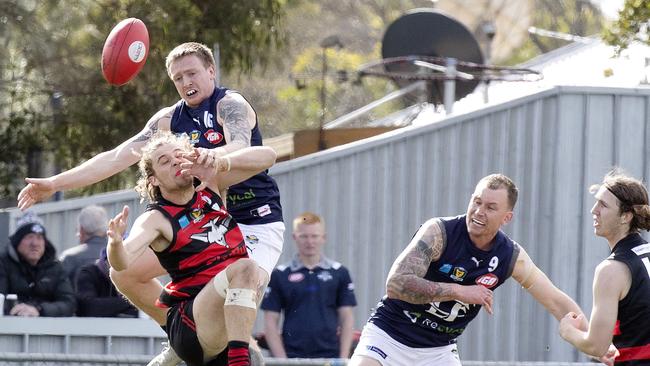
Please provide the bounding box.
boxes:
[224,288,257,309]
[213,270,230,298]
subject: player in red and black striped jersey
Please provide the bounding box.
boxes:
[560,171,650,366]
[107,131,277,366]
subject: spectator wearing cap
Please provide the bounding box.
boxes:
[0,212,76,316]
[75,249,138,317]
[60,205,109,287]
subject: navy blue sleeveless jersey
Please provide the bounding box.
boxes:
[608,233,650,365]
[369,215,520,348]
[147,188,248,308]
[170,87,282,225]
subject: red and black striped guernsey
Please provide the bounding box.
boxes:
[146,188,248,308]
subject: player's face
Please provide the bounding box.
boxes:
[169,55,215,108]
[150,143,193,191]
[16,233,46,266]
[466,183,513,246]
[293,223,326,257]
[591,186,626,242]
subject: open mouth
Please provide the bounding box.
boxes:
[471,218,486,226]
[186,89,197,97]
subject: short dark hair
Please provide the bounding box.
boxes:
[478,174,518,210]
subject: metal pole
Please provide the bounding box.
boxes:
[213,43,220,87]
[444,58,457,115]
[318,47,327,150]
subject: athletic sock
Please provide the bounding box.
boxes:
[227,340,250,366]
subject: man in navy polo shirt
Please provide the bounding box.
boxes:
[262,212,357,359]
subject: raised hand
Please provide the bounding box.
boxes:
[107,206,129,244]
[17,178,56,210]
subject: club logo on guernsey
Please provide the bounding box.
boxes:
[190,216,233,247]
[450,267,467,281]
[475,273,499,288]
[190,208,204,222]
[189,130,201,144]
[317,271,333,282]
[204,129,223,145]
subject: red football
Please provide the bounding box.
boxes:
[101,18,149,86]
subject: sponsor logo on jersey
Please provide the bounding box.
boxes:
[204,129,223,145]
[475,273,499,288]
[189,130,201,144]
[245,235,259,245]
[450,267,467,281]
[439,263,452,273]
[288,272,304,282]
[366,346,387,359]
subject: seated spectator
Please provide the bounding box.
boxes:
[262,212,357,358]
[76,249,138,318]
[0,212,76,316]
[60,205,108,287]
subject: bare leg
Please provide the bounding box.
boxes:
[110,247,168,325]
[194,259,259,360]
[224,259,259,342]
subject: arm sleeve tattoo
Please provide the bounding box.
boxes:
[133,112,166,143]
[218,95,252,147]
[386,219,453,304]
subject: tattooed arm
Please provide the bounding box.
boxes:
[214,92,255,154]
[18,107,173,210]
[385,218,494,311]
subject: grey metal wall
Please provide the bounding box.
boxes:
[269,85,650,362]
[1,86,649,362]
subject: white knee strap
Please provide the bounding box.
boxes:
[213,270,229,298]
[224,288,257,309]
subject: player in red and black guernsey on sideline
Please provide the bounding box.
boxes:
[17,42,284,365]
[560,170,650,366]
[350,174,616,366]
[107,131,276,366]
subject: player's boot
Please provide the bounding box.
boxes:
[147,342,182,366]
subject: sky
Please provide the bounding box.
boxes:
[593,0,624,19]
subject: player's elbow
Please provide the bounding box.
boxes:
[259,147,277,169]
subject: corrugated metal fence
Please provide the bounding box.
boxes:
[1,86,649,362]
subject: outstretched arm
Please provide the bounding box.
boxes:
[512,246,586,324]
[559,260,628,358]
[386,218,494,312]
[17,108,172,210]
[181,146,277,192]
[107,206,164,271]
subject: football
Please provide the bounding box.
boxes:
[101,18,149,86]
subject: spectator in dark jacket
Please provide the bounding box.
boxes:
[60,205,109,287]
[0,212,76,316]
[76,249,138,317]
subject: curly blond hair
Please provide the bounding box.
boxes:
[135,131,193,203]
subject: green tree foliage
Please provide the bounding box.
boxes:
[603,0,650,53]
[505,0,605,65]
[0,0,285,202]
[238,0,432,136]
